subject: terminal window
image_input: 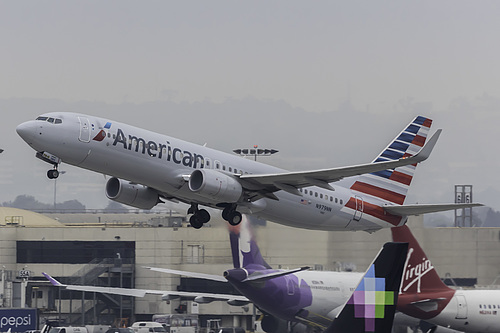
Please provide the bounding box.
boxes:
[16,241,135,264]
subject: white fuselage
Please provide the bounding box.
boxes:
[17,112,405,231]
[430,289,500,333]
[231,267,363,327]
[297,270,363,324]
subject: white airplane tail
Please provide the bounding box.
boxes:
[350,116,432,205]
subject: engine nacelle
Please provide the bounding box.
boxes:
[105,177,159,210]
[261,315,308,333]
[261,315,293,333]
[188,169,243,203]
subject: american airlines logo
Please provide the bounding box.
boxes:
[401,247,434,293]
[110,128,205,169]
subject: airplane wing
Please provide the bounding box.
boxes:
[239,129,441,195]
[42,272,249,305]
[383,202,483,216]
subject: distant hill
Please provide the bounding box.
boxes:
[2,194,86,212]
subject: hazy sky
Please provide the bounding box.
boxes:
[1,1,499,213]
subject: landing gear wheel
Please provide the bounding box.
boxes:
[222,205,242,226]
[47,169,59,179]
[189,215,203,229]
[187,204,211,229]
[198,209,211,224]
[227,211,242,226]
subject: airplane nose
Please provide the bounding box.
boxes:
[16,121,37,144]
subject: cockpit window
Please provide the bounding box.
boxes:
[35,116,63,124]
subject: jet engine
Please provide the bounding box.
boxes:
[260,315,309,333]
[105,177,159,210]
[188,169,243,203]
[261,315,282,333]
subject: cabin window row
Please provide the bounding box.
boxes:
[480,304,500,309]
[212,161,250,175]
[299,188,343,205]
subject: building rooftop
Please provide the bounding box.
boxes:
[0,207,64,227]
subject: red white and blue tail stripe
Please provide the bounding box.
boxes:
[350,116,432,206]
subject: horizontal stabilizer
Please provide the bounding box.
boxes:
[243,266,310,283]
[144,266,227,282]
[384,203,483,216]
[409,298,449,313]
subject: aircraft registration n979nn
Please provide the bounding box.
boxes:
[16,112,480,231]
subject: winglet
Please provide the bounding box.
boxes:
[412,129,442,163]
[42,272,64,287]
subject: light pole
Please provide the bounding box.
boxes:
[233,145,279,161]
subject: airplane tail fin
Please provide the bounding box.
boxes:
[228,214,271,269]
[350,116,433,205]
[326,242,408,333]
[391,225,455,320]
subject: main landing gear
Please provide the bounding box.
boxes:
[187,203,243,229]
[222,204,242,226]
[188,204,211,229]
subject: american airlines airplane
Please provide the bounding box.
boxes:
[16,112,479,230]
[44,215,407,333]
[393,225,500,333]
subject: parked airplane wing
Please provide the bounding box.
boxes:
[42,272,249,304]
[43,272,163,297]
[383,202,483,216]
[240,129,441,191]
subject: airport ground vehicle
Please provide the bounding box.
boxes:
[130,322,166,333]
[152,315,197,333]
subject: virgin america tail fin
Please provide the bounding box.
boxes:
[228,215,271,269]
[350,116,433,206]
[391,225,455,320]
[326,242,408,333]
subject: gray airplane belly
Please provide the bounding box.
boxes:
[260,193,351,231]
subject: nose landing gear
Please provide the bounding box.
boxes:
[36,151,62,179]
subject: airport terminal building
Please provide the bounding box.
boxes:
[0,207,499,330]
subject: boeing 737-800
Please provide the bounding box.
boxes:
[16,113,479,230]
